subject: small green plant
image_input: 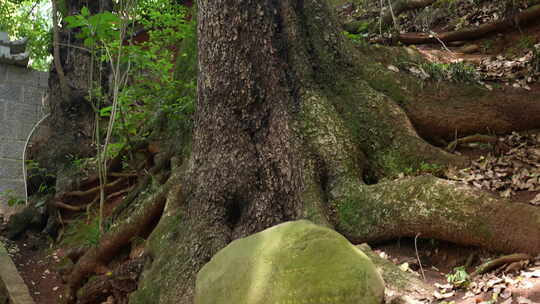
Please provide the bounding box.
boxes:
[0,189,25,206]
[65,1,196,232]
[446,266,470,288]
[419,61,478,82]
[25,160,55,195]
[507,35,538,56]
[343,31,367,44]
[418,162,443,175]
[481,39,494,53]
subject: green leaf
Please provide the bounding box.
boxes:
[64,16,83,28]
[99,106,112,117]
[81,6,90,17]
[83,37,95,47]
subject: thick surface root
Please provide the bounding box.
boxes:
[64,187,168,303]
[333,175,540,254]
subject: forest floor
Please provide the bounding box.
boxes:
[2,2,540,304]
[2,228,538,304]
[2,128,539,304]
[375,239,540,304]
[0,226,65,304]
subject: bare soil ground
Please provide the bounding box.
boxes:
[374,239,540,304]
[0,224,65,304]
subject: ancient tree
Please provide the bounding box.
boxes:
[58,0,540,303]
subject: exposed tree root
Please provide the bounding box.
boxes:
[53,201,90,212]
[333,175,540,254]
[106,186,135,201]
[108,176,151,222]
[109,172,138,178]
[61,177,128,199]
[55,185,133,213]
[402,87,540,142]
[77,257,145,304]
[64,186,169,304]
[357,46,540,142]
[471,253,532,277]
[446,134,499,152]
[65,246,88,264]
[394,5,540,44]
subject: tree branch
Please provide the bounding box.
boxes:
[395,4,540,44]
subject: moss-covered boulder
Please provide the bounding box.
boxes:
[195,220,385,304]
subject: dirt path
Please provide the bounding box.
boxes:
[0,223,65,304]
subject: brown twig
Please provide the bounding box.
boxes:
[414,233,426,281]
[471,253,531,277]
[65,187,170,303]
[106,186,134,201]
[446,134,498,152]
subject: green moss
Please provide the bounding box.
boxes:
[130,211,187,304]
[332,176,495,242]
[195,220,385,304]
[335,186,389,237]
[298,92,362,179]
[374,148,444,178]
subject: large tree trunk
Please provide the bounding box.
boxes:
[120,1,540,304]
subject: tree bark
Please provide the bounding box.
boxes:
[123,1,540,304]
[45,0,540,302]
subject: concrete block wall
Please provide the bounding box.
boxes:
[0,63,48,208]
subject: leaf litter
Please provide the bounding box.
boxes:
[447,132,540,205]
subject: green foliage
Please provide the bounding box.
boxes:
[379,149,444,178]
[420,61,478,82]
[0,0,52,71]
[343,30,368,44]
[26,159,55,194]
[446,266,470,288]
[64,8,122,48]
[0,189,25,206]
[65,0,196,149]
[481,39,494,53]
